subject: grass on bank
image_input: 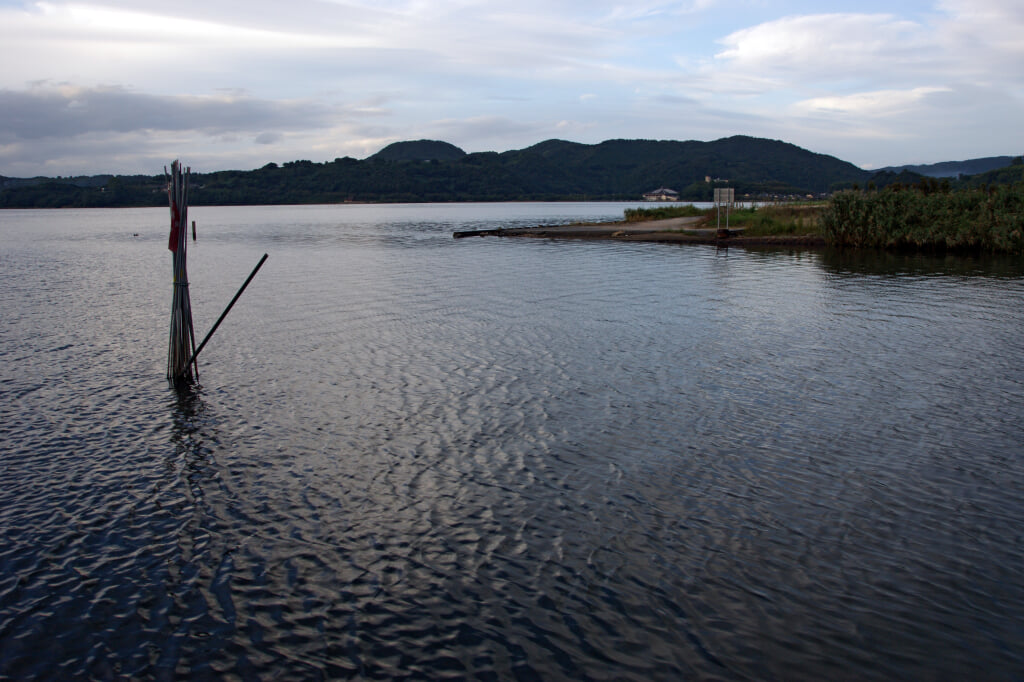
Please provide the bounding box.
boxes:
[718,204,825,236]
[624,203,825,236]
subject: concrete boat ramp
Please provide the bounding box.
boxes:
[453,215,825,247]
[453,216,706,239]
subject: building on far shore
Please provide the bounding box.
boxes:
[642,187,679,201]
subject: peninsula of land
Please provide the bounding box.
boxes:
[454,215,825,247]
[456,184,1024,254]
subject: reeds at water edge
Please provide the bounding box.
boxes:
[821,183,1024,253]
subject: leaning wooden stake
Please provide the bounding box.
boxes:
[187,253,268,369]
[166,160,197,381]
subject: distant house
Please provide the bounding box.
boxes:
[642,187,679,201]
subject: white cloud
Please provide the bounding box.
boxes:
[709,6,1024,95]
[0,86,341,140]
[938,0,1024,29]
[685,6,1024,166]
[600,0,718,22]
[714,13,935,83]
[254,132,283,144]
[418,115,547,152]
[793,86,952,117]
[934,0,1024,82]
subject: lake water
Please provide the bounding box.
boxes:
[1,203,1023,680]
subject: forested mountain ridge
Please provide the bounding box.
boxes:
[875,156,1016,178]
[507,136,866,197]
[0,137,1017,208]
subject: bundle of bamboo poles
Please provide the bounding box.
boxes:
[166,160,198,381]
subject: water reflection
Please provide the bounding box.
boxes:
[169,381,214,472]
[158,382,247,678]
[820,247,1024,278]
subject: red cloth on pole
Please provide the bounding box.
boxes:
[168,197,180,252]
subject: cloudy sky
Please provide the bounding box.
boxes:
[2,0,1023,176]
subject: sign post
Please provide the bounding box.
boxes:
[714,187,735,236]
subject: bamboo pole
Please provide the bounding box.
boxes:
[166,160,197,381]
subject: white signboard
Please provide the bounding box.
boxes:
[714,187,735,231]
[713,188,735,205]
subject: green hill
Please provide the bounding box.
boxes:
[494,135,868,198]
[369,140,467,161]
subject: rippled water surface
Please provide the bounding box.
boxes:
[2,204,1024,680]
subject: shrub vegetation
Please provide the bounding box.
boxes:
[821,182,1024,253]
[623,205,708,222]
